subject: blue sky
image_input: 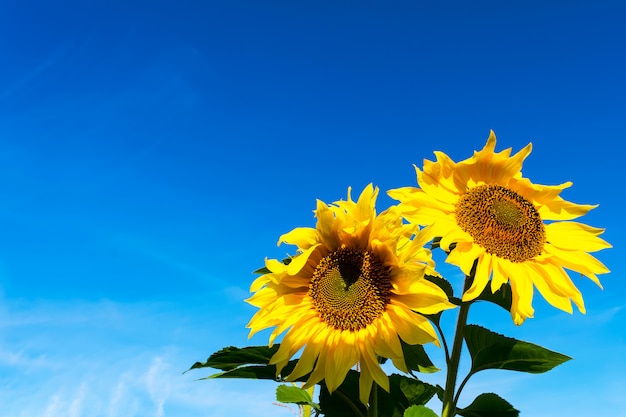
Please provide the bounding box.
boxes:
[0,1,624,416]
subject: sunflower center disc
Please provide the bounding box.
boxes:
[455,184,546,262]
[309,248,392,331]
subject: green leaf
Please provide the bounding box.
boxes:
[205,364,280,380]
[188,345,279,372]
[457,393,519,417]
[276,384,312,404]
[475,283,513,312]
[390,375,439,407]
[464,325,571,374]
[434,384,445,403]
[188,345,308,383]
[403,405,439,417]
[400,339,439,374]
[377,375,439,417]
[276,385,320,410]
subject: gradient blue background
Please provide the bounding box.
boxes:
[1,1,624,416]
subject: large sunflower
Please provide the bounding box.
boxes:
[246,184,455,404]
[389,131,611,324]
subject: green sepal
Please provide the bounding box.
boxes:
[464,325,571,374]
[253,256,293,275]
[457,393,519,417]
[424,274,454,298]
[423,275,461,327]
[475,283,513,312]
[276,385,320,410]
[253,266,271,275]
[431,237,456,253]
[404,405,439,417]
[400,339,440,374]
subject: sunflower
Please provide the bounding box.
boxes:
[388,131,611,325]
[246,184,455,404]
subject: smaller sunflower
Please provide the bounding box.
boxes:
[388,131,611,324]
[246,184,455,404]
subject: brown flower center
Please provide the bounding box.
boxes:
[309,248,392,331]
[455,184,545,262]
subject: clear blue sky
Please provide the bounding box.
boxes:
[0,1,624,416]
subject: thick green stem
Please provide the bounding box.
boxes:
[441,300,470,417]
[441,263,476,417]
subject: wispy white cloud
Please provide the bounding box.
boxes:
[146,356,170,417]
[0,298,290,417]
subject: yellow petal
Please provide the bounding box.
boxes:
[315,201,340,250]
[543,244,608,287]
[278,227,320,249]
[490,257,508,292]
[394,279,456,314]
[286,244,321,275]
[462,253,492,301]
[447,242,484,277]
[358,332,389,404]
[546,222,611,252]
[387,302,438,345]
[505,262,535,324]
[539,198,597,221]
[324,331,359,393]
[528,261,586,314]
[527,263,573,313]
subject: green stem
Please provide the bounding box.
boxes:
[334,389,366,417]
[368,383,378,417]
[453,371,474,406]
[434,317,451,364]
[441,262,476,417]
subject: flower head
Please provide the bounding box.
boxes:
[389,131,611,324]
[246,184,455,404]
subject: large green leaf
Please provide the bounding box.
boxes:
[403,405,439,417]
[457,393,519,417]
[188,345,279,372]
[464,325,571,374]
[188,345,307,383]
[205,364,281,380]
[318,372,438,417]
[400,339,439,374]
